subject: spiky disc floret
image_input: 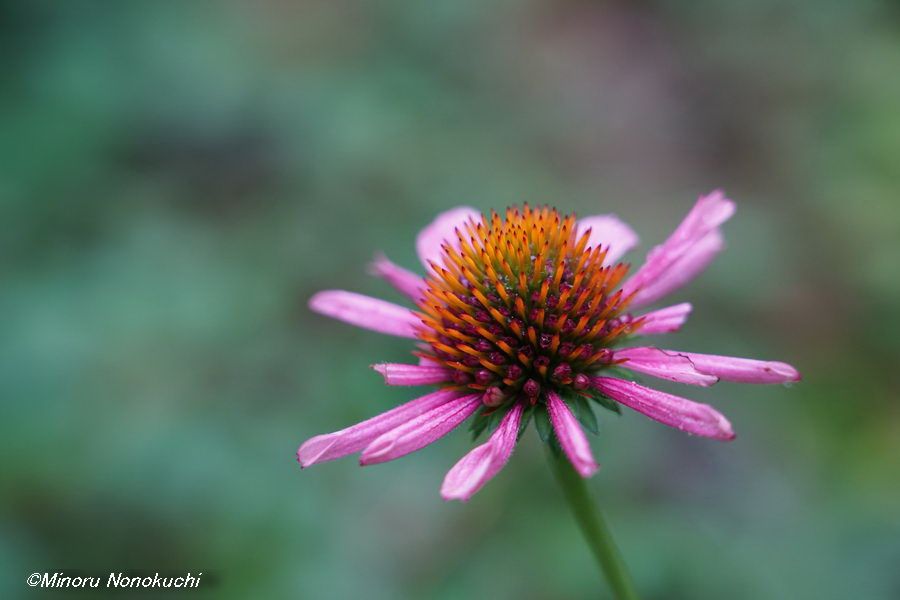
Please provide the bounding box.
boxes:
[416,205,642,407]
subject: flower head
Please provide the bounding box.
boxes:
[415,206,635,405]
[300,191,800,501]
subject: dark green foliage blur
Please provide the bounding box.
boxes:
[2,1,899,598]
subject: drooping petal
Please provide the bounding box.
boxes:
[309,290,421,338]
[546,391,599,477]
[441,403,524,501]
[297,388,465,467]
[634,302,693,335]
[592,377,734,440]
[360,394,481,465]
[416,206,481,271]
[576,214,639,265]
[614,347,719,386]
[369,253,425,300]
[660,351,801,384]
[630,230,724,307]
[372,363,452,386]
[623,190,735,308]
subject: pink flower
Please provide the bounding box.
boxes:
[299,193,800,500]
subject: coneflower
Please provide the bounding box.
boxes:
[299,191,799,598]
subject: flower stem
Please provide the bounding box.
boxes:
[548,448,639,600]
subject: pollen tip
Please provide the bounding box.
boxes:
[552,363,572,382]
[475,369,493,386]
[573,373,590,390]
[451,370,472,385]
[483,386,505,407]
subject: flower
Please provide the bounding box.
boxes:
[299,191,800,501]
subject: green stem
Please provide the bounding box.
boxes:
[548,448,639,600]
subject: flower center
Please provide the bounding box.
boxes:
[416,205,640,405]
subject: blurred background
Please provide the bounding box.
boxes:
[2,1,899,598]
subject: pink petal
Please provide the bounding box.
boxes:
[630,230,724,307]
[309,290,421,339]
[662,351,801,384]
[416,206,481,271]
[634,302,693,335]
[623,190,735,308]
[369,254,425,300]
[576,214,639,265]
[592,377,735,440]
[360,394,481,465]
[418,354,442,366]
[614,347,719,386]
[667,189,735,245]
[441,403,524,501]
[546,391,599,477]
[372,363,452,386]
[297,388,465,467]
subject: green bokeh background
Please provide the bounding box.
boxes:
[3,1,899,598]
